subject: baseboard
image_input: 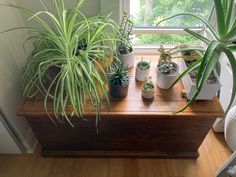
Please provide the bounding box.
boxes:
[21,128,37,153]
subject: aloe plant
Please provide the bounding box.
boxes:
[1,0,119,128]
[157,0,236,113]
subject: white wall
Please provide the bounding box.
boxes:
[15,0,109,30]
[0,0,37,153]
[100,0,120,22]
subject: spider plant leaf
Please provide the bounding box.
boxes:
[0,27,40,34]
[75,0,85,9]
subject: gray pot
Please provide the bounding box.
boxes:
[109,83,128,98]
[156,62,179,89]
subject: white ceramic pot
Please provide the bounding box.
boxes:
[156,62,179,89]
[135,67,150,82]
[225,106,236,151]
[180,58,221,100]
[117,51,135,68]
[142,90,155,99]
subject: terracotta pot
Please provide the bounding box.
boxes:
[109,82,128,98]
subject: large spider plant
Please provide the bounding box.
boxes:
[157,0,236,113]
[1,0,119,128]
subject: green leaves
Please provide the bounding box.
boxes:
[4,0,118,127]
[157,0,236,114]
[214,0,226,39]
[108,60,129,87]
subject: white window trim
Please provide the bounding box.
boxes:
[120,0,213,50]
[133,27,203,34]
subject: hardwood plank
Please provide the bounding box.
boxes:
[0,131,232,177]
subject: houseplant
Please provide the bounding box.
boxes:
[180,49,221,100]
[142,77,155,100]
[157,0,236,112]
[108,60,129,98]
[156,45,180,89]
[2,0,118,127]
[116,12,135,68]
[135,59,151,82]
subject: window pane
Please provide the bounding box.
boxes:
[130,0,213,27]
[133,34,201,45]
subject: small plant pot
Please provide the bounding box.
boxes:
[109,83,129,98]
[180,59,221,100]
[142,90,155,100]
[156,62,179,89]
[117,51,135,68]
[135,67,150,82]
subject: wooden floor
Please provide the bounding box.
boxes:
[0,130,232,177]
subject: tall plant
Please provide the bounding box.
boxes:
[1,0,118,127]
[117,12,134,54]
[157,0,236,113]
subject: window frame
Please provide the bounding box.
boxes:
[120,0,214,49]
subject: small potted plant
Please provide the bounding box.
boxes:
[180,49,221,100]
[156,45,180,89]
[142,77,155,100]
[135,59,151,82]
[108,60,129,98]
[117,12,134,68]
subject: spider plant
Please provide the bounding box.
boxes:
[157,0,236,113]
[1,0,119,128]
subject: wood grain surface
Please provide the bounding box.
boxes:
[0,130,232,177]
[17,56,225,158]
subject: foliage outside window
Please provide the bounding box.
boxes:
[129,0,213,45]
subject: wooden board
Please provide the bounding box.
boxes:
[18,56,224,158]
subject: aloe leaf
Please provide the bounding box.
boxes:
[169,59,202,88]
[227,44,236,51]
[184,29,210,44]
[214,0,226,38]
[156,12,219,41]
[221,48,236,113]
[176,51,220,113]
[196,41,219,88]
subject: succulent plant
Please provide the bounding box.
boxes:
[157,45,176,74]
[108,60,129,86]
[117,12,134,55]
[142,77,155,92]
[137,59,151,70]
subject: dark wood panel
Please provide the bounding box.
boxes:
[19,56,222,158]
[26,115,215,158]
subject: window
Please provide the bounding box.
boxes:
[121,0,214,48]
